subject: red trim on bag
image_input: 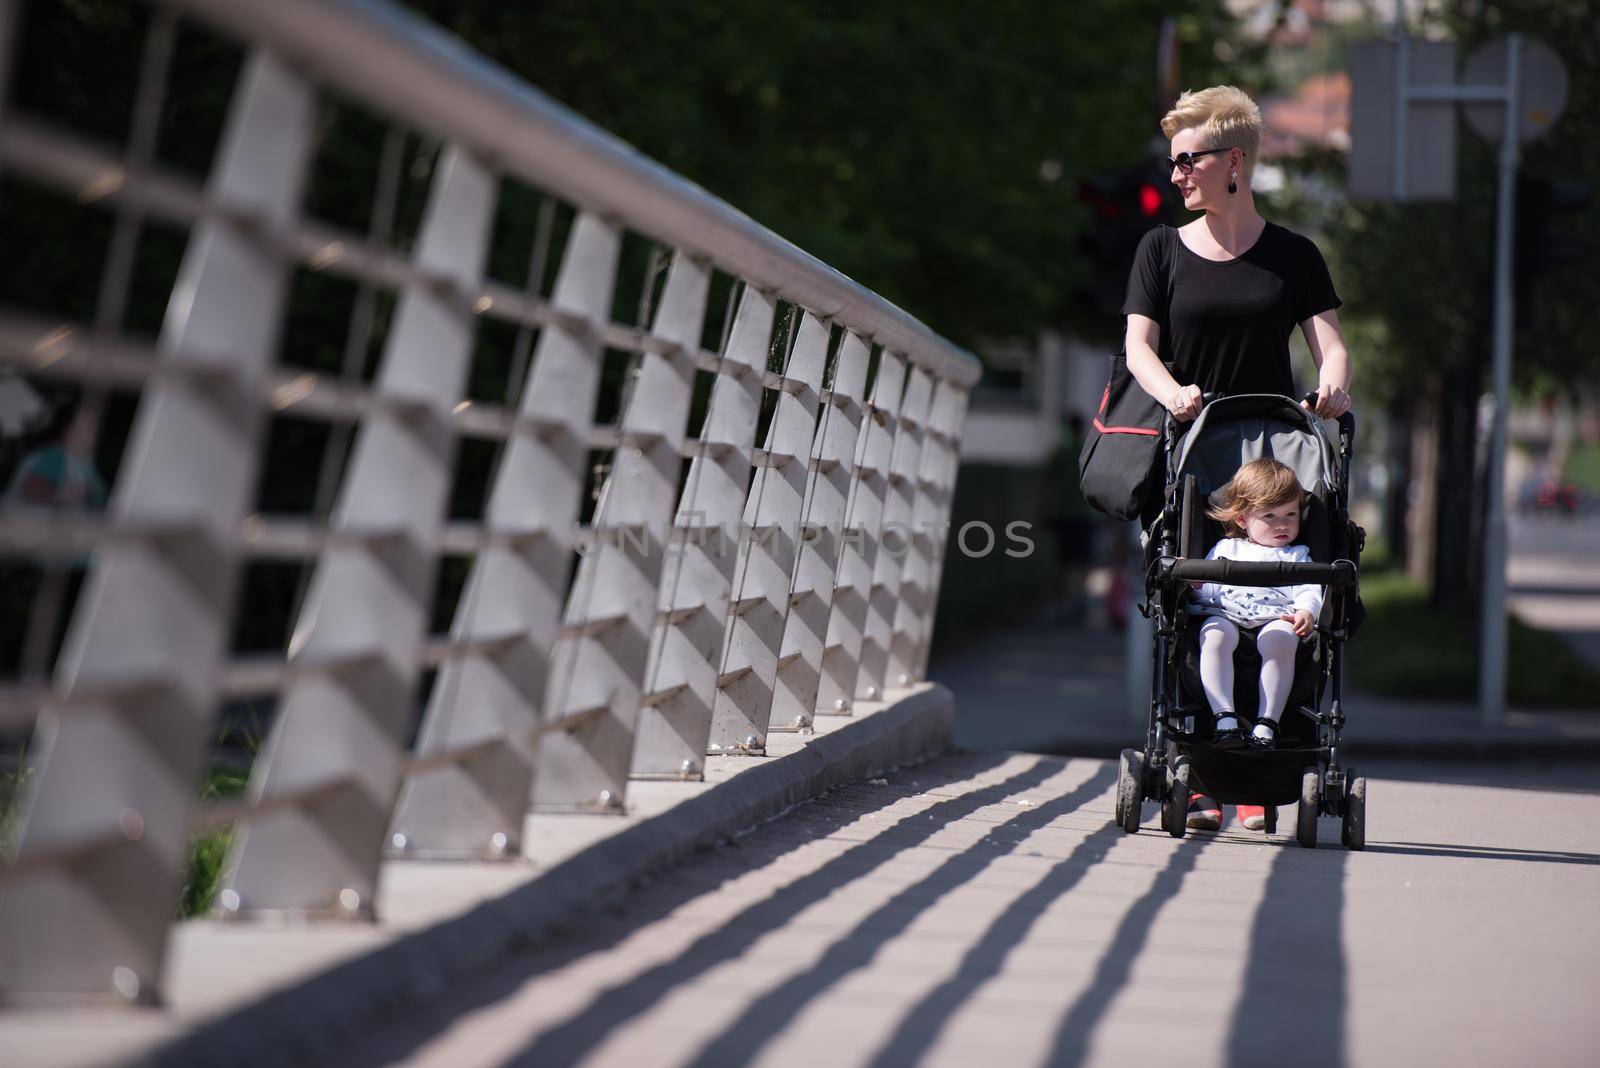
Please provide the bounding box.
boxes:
[1093,417,1159,436]
[1093,384,1159,436]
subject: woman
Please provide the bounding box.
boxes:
[1122,85,1353,832]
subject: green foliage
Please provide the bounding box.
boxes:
[176,709,264,919]
[0,740,29,863]
[401,0,1244,348]
[1565,443,1600,493]
[1310,0,1600,404]
[178,764,247,919]
[1352,571,1600,707]
[7,0,1258,373]
[1284,0,1600,614]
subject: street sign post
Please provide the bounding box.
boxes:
[1348,39,1457,201]
[1463,35,1569,144]
[1348,24,1567,726]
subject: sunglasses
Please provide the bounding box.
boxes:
[1165,147,1236,174]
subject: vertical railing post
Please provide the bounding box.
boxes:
[817,351,906,714]
[887,377,962,688]
[631,285,775,778]
[706,311,827,751]
[857,367,932,700]
[222,146,496,914]
[390,213,621,854]
[534,253,709,810]
[911,384,970,679]
[769,331,870,732]
[0,50,313,1002]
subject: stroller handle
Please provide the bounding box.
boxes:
[1301,390,1357,441]
[1163,392,1355,443]
[1161,556,1357,589]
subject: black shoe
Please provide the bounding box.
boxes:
[1248,717,1278,750]
[1213,726,1248,750]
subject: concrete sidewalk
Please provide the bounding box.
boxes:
[1506,513,1600,674]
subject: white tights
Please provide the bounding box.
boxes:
[1198,617,1300,730]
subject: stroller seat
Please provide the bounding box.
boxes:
[1173,476,1332,741]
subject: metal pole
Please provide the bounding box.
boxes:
[1479,33,1522,726]
[1393,5,1410,201]
[1125,523,1150,722]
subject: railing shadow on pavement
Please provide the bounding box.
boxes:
[493,757,1081,1068]
[1364,842,1600,866]
[327,750,1026,1068]
[674,763,1119,1068]
[856,821,1134,1067]
[1040,831,1218,1067]
[1225,843,1350,1068]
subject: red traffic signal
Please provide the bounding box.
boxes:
[1138,182,1164,218]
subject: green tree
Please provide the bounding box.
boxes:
[402,0,1247,349]
[1307,0,1599,612]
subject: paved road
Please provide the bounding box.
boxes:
[1508,513,1600,669]
[339,751,1600,1068]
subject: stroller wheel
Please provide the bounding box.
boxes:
[1161,763,1191,839]
[1262,804,1278,835]
[1115,748,1144,834]
[1342,775,1367,850]
[1296,768,1320,848]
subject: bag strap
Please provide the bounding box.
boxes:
[1159,224,1178,339]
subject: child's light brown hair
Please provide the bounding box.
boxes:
[1207,458,1302,537]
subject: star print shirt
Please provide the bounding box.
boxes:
[1191,537,1325,627]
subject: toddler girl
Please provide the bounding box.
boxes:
[1191,458,1324,750]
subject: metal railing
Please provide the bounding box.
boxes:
[0,0,977,1005]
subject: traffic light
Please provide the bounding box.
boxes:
[1513,174,1592,331]
[1077,164,1174,323]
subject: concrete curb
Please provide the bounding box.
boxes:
[135,685,954,1068]
[1035,734,1600,764]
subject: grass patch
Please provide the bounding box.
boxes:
[1564,442,1600,494]
[1,743,249,915]
[0,742,29,862]
[179,763,248,919]
[1352,571,1600,708]
[0,724,256,917]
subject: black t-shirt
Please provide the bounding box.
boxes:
[1121,221,1341,398]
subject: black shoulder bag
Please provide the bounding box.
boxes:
[1077,227,1177,521]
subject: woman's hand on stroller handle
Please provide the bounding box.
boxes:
[1166,384,1204,422]
[1302,385,1352,421]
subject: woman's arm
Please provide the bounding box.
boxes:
[1126,313,1201,420]
[1300,308,1352,418]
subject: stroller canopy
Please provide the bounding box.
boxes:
[1173,394,1338,501]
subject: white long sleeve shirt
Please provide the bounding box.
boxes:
[1191,537,1325,626]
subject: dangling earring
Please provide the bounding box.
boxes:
[1228,172,1238,195]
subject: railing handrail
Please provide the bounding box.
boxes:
[0,0,976,1007]
[164,0,982,390]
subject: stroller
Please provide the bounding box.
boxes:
[1113,393,1368,849]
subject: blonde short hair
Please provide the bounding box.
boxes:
[1208,458,1301,537]
[1160,85,1262,178]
